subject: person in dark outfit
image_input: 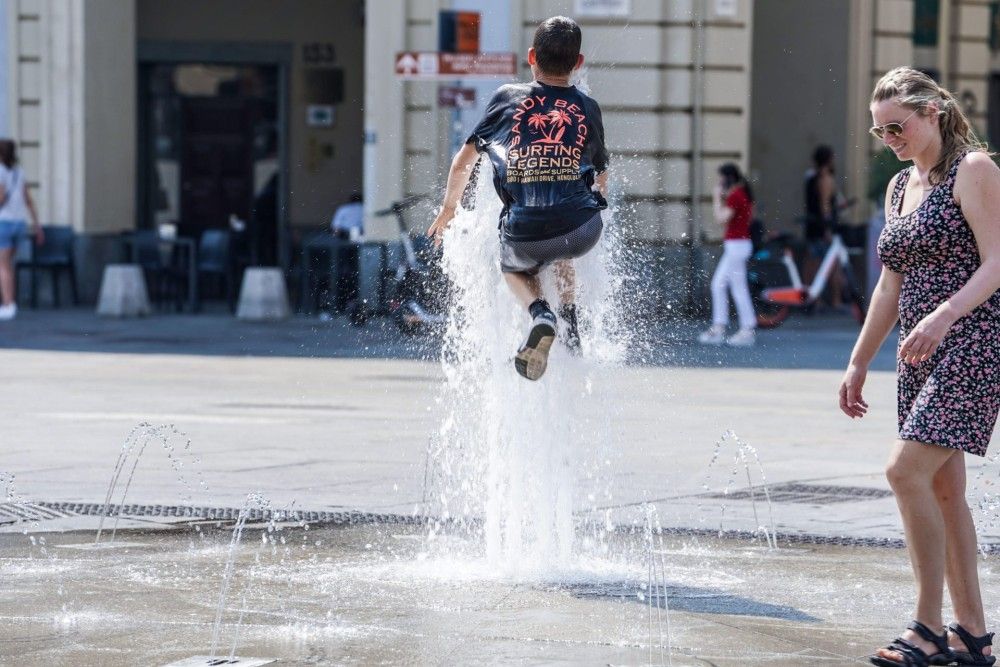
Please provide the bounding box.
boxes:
[841,66,1000,667]
[804,145,839,256]
[428,16,609,381]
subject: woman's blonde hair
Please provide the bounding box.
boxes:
[871,66,988,184]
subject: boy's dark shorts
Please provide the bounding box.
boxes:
[500,213,603,275]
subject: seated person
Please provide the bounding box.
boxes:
[330,193,363,241]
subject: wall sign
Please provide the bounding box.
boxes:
[307,105,335,127]
[303,43,337,65]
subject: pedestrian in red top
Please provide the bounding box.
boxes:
[698,163,757,347]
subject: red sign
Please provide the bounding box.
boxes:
[395,52,517,79]
[438,86,476,108]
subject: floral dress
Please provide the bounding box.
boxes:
[877,151,1000,456]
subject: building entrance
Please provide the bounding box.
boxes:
[140,63,282,265]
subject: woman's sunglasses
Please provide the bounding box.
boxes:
[869,109,919,140]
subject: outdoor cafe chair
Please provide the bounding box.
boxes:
[15,224,79,308]
[196,228,235,311]
[129,229,188,311]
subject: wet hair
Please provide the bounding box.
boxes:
[812,145,835,171]
[719,162,754,202]
[532,16,582,76]
[871,66,987,184]
[0,139,17,169]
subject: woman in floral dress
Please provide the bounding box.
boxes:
[840,67,1000,666]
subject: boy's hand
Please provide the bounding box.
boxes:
[428,206,456,246]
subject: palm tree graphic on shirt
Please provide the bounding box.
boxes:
[525,108,574,144]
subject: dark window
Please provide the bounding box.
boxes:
[914,0,940,47]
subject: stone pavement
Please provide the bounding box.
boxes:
[2,307,996,546]
[2,308,1000,666]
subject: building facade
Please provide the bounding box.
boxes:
[1,0,997,303]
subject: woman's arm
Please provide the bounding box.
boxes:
[428,143,480,245]
[840,172,903,418]
[24,185,43,244]
[818,171,836,222]
[712,186,733,225]
[839,267,902,418]
[897,152,1000,364]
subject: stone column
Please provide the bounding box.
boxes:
[363,0,406,241]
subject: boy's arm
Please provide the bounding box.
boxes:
[428,143,480,245]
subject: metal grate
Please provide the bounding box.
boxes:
[0,502,76,525]
[33,502,424,526]
[701,482,893,505]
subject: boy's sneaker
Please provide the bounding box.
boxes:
[726,328,756,347]
[0,303,17,321]
[515,300,557,381]
[697,325,725,345]
[559,303,581,356]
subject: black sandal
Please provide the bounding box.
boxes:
[948,622,996,666]
[870,620,953,666]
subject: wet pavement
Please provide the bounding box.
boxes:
[1,522,977,666]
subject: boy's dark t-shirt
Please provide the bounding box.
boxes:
[467,81,609,241]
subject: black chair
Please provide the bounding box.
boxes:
[130,230,187,311]
[196,229,234,310]
[15,225,78,308]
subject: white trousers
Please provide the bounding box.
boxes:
[710,239,756,330]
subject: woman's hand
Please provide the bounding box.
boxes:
[898,304,958,365]
[32,224,44,246]
[427,205,456,247]
[839,363,869,418]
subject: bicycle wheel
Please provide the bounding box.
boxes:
[755,301,791,329]
[747,258,791,329]
[748,276,791,329]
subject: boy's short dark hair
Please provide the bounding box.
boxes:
[532,16,582,76]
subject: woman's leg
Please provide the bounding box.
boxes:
[877,439,957,661]
[709,245,734,328]
[726,240,756,331]
[933,452,991,657]
[0,246,15,306]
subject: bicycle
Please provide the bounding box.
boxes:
[747,231,867,329]
[371,194,448,335]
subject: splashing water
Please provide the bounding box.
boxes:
[423,150,634,573]
[210,491,273,661]
[700,430,778,550]
[95,423,206,546]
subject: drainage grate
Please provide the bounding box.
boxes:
[701,483,893,505]
[33,502,424,526]
[0,502,77,525]
[18,500,998,553]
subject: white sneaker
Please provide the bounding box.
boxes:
[726,328,756,347]
[0,303,16,321]
[697,326,725,345]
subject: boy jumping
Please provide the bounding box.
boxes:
[429,16,609,381]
